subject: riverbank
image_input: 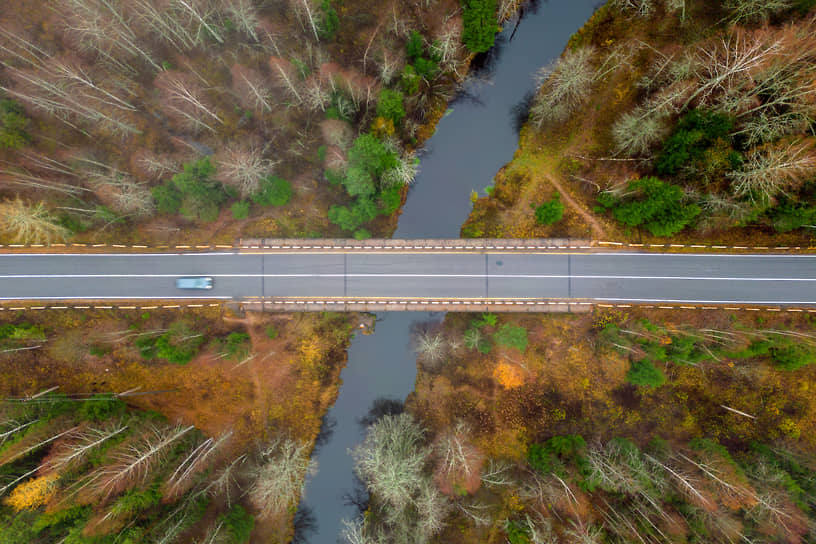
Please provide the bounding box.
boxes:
[463,2,816,248]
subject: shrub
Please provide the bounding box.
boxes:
[772,202,816,232]
[152,184,183,214]
[414,56,439,79]
[401,65,421,95]
[3,474,59,511]
[265,326,278,339]
[461,0,499,53]
[406,31,425,62]
[348,134,398,179]
[505,520,531,544]
[0,98,30,149]
[328,205,359,231]
[343,166,376,197]
[224,332,251,360]
[154,157,229,222]
[494,323,528,353]
[376,89,406,126]
[219,504,255,543]
[79,394,126,422]
[231,201,250,219]
[527,435,587,476]
[656,109,738,176]
[626,359,666,387]
[771,343,813,371]
[535,194,564,225]
[378,186,402,215]
[251,176,292,206]
[353,228,371,240]
[154,322,205,364]
[325,168,344,185]
[597,177,701,236]
[318,0,339,41]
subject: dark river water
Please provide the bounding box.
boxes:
[297,1,601,542]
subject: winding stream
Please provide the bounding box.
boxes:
[297,1,601,542]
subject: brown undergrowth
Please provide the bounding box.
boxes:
[0,306,355,541]
[406,308,816,543]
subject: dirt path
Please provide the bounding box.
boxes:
[543,171,606,239]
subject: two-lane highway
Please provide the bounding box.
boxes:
[1,251,815,305]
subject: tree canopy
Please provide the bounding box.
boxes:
[598,177,701,237]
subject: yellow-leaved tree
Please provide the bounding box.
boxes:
[3,473,59,511]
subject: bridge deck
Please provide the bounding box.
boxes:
[1,248,814,310]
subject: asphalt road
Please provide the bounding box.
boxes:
[1,252,815,305]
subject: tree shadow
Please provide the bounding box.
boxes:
[291,504,317,544]
[511,90,536,134]
[358,397,405,429]
[312,413,337,455]
[342,474,370,515]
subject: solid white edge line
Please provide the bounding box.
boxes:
[594,297,816,305]
[3,274,815,281]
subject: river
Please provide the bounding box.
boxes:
[296,1,601,542]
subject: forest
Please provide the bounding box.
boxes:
[2,0,816,542]
[342,1,816,543]
[464,0,816,246]
[0,307,354,542]
[343,308,816,543]
[0,0,507,245]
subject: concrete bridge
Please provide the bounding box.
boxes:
[1,239,815,312]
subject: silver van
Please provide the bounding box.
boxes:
[175,277,214,289]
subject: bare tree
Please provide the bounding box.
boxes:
[1,60,140,136]
[413,480,450,540]
[269,57,304,105]
[131,0,198,51]
[290,0,321,41]
[531,47,596,127]
[382,151,419,187]
[611,106,670,157]
[532,46,627,128]
[172,0,225,45]
[728,141,816,202]
[91,424,195,499]
[0,198,69,244]
[225,0,260,41]
[231,65,275,114]
[685,33,782,110]
[45,423,129,473]
[611,0,656,17]
[480,459,514,488]
[216,147,277,197]
[303,76,331,111]
[61,0,161,71]
[352,413,429,515]
[165,432,231,499]
[413,329,448,370]
[724,0,795,23]
[206,453,247,509]
[435,421,480,484]
[136,153,181,180]
[155,72,222,134]
[374,47,402,86]
[247,436,316,521]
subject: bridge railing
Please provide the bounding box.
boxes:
[238,238,593,250]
